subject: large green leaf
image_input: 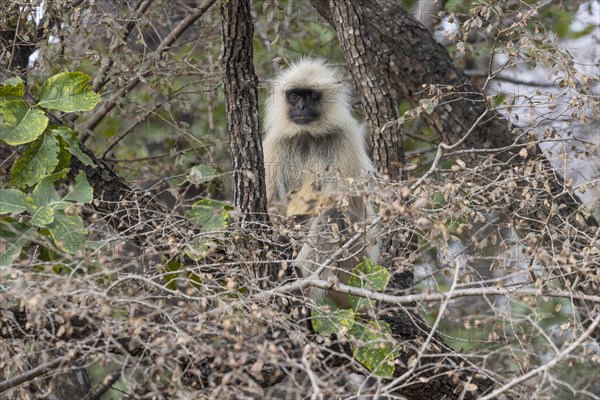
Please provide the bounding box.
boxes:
[351,320,395,378]
[9,134,60,187]
[38,72,101,112]
[0,189,28,214]
[0,99,48,145]
[63,171,93,204]
[349,257,390,291]
[47,210,86,253]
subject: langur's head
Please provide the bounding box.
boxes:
[264,58,356,138]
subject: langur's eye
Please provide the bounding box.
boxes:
[289,93,299,102]
[308,91,320,101]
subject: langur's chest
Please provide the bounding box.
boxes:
[281,139,339,184]
[296,137,335,162]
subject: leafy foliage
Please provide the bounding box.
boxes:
[0,72,99,262]
[348,257,391,312]
[9,134,60,187]
[0,171,92,256]
[311,258,395,377]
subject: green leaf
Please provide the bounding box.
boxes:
[54,140,72,176]
[47,210,86,253]
[9,134,60,187]
[32,179,60,207]
[42,168,69,184]
[29,179,72,227]
[38,72,101,112]
[30,204,56,227]
[164,260,181,290]
[0,218,36,267]
[184,239,210,261]
[186,164,218,185]
[50,126,96,167]
[0,99,48,145]
[3,76,24,87]
[0,76,25,98]
[0,189,28,214]
[185,199,230,232]
[348,257,390,312]
[493,94,506,107]
[63,172,93,204]
[311,303,355,336]
[351,320,395,378]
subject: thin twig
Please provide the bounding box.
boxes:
[410,109,489,191]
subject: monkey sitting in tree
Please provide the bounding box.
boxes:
[263,58,379,308]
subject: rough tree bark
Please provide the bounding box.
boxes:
[328,1,405,181]
[219,0,268,225]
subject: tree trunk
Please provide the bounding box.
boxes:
[328,0,405,182]
[219,0,268,225]
[327,0,415,292]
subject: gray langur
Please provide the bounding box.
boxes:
[263,58,379,307]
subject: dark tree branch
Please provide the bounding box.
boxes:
[0,358,67,395]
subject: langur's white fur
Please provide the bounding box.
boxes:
[263,58,379,307]
[264,59,375,214]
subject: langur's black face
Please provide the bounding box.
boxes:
[286,88,322,125]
